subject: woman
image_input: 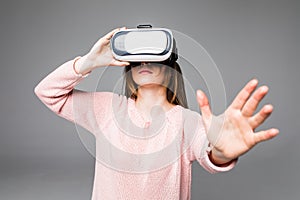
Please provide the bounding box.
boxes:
[34,27,278,200]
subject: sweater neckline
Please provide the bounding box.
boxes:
[127,98,182,127]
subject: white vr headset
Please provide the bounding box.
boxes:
[111,25,178,64]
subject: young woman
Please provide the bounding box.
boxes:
[35,27,278,200]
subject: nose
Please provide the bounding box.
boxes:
[141,62,148,66]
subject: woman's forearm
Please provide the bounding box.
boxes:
[34,58,87,115]
[73,54,95,76]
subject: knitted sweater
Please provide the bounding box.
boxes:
[34,58,236,200]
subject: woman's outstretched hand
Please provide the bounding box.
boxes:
[197,79,279,165]
[74,27,130,75]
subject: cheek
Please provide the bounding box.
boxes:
[156,67,167,83]
[156,72,165,84]
[131,68,139,84]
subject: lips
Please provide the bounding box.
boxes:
[138,68,153,74]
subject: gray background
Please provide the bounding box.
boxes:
[0,0,299,199]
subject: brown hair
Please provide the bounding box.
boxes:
[123,62,188,108]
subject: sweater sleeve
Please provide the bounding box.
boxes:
[34,58,112,134]
[189,113,237,174]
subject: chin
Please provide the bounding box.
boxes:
[138,82,164,88]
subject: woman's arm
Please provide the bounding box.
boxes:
[196,79,279,165]
[34,28,129,132]
[34,57,124,134]
[34,58,84,117]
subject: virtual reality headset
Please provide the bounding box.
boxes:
[111,25,178,65]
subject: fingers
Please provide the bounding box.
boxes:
[254,128,279,144]
[100,27,126,45]
[249,104,273,129]
[241,85,269,117]
[110,60,130,67]
[230,79,258,110]
[197,90,212,126]
[104,27,124,40]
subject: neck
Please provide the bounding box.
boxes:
[135,85,173,120]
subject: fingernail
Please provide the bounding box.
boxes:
[261,85,269,92]
[197,90,203,99]
[251,79,258,85]
[271,128,279,135]
[264,104,273,110]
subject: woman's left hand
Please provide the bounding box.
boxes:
[197,79,279,164]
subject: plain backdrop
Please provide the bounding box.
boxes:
[0,0,299,199]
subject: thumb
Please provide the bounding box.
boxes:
[197,90,212,127]
[110,60,130,67]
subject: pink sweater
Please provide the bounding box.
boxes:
[34,58,236,200]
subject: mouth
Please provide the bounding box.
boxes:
[138,68,153,74]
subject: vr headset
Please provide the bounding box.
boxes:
[111,25,178,66]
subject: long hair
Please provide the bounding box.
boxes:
[123,62,188,108]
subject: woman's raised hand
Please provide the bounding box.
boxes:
[197,79,279,164]
[74,28,130,75]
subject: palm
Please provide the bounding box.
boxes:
[209,109,257,159]
[87,28,129,68]
[197,79,278,160]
